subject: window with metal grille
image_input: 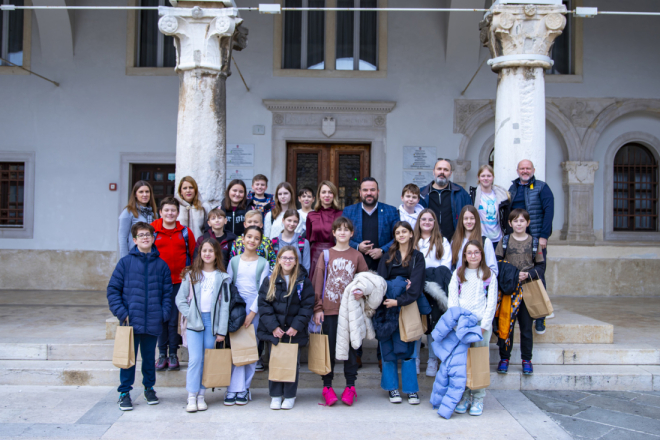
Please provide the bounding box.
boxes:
[282,0,325,69]
[136,0,176,68]
[0,0,24,67]
[0,162,24,227]
[613,143,658,231]
[336,0,378,71]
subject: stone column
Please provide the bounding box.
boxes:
[481,2,567,188]
[159,4,247,206]
[561,161,599,243]
[452,160,472,189]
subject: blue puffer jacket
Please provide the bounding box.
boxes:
[374,277,417,362]
[430,307,483,419]
[107,245,173,336]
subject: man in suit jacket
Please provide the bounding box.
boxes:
[342,177,400,271]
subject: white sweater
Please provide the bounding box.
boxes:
[417,236,452,270]
[264,211,285,240]
[448,268,498,332]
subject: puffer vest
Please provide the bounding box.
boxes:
[510,178,546,237]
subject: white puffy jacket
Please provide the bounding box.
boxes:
[336,272,387,361]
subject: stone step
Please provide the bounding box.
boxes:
[0,360,657,391]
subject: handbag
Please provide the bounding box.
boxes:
[229,324,260,366]
[308,327,332,376]
[521,273,553,319]
[112,317,135,369]
[399,301,424,342]
[466,346,491,390]
[268,336,299,383]
[201,342,233,388]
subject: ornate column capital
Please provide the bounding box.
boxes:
[480,3,567,71]
[158,6,247,75]
[562,161,599,185]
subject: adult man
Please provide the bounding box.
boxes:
[342,177,400,271]
[420,159,472,240]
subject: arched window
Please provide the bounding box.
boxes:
[613,144,658,231]
[489,148,495,168]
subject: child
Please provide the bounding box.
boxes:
[230,210,277,269]
[151,197,196,372]
[312,217,368,406]
[195,208,237,267]
[218,179,250,237]
[295,186,315,236]
[398,183,424,227]
[176,238,233,413]
[495,209,546,375]
[271,209,311,273]
[447,240,498,416]
[264,182,295,240]
[258,246,315,410]
[247,174,275,215]
[450,205,498,276]
[118,180,158,258]
[376,221,426,405]
[225,226,271,406]
[107,222,172,411]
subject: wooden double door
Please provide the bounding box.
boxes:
[287,143,370,209]
[131,163,176,208]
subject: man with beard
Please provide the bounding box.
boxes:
[342,177,400,271]
[420,159,472,240]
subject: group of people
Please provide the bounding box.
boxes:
[108,158,555,418]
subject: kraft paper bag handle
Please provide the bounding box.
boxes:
[122,316,130,326]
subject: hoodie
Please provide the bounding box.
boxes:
[398,203,425,228]
[151,219,196,284]
[194,229,238,268]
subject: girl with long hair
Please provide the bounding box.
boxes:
[413,209,451,270]
[118,180,158,258]
[175,176,211,240]
[264,182,295,240]
[218,179,251,237]
[257,246,315,410]
[450,206,498,276]
[306,181,343,279]
[469,165,511,251]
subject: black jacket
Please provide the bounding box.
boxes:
[194,229,238,268]
[226,282,247,333]
[496,261,521,296]
[376,249,426,307]
[257,268,315,346]
[423,265,452,333]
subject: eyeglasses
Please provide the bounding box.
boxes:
[280,257,296,262]
[466,251,481,257]
[135,234,153,239]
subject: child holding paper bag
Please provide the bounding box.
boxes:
[258,247,315,410]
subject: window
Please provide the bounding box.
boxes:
[547,0,574,75]
[0,0,28,70]
[283,0,325,69]
[613,144,658,231]
[0,162,23,226]
[131,163,176,208]
[136,0,176,68]
[336,0,377,71]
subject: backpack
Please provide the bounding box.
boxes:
[154,227,191,266]
[271,236,306,256]
[501,234,539,261]
[230,255,268,290]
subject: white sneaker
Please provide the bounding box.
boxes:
[186,397,197,413]
[416,358,421,375]
[426,358,439,377]
[281,397,296,410]
[547,312,555,319]
[196,395,207,411]
[270,397,282,410]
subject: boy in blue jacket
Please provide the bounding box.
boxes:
[107,222,173,411]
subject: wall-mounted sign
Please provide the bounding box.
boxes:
[403,146,436,170]
[226,144,255,167]
[403,170,434,188]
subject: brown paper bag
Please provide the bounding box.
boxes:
[202,344,232,388]
[522,279,554,319]
[466,346,490,390]
[308,331,331,376]
[421,315,429,333]
[399,302,424,342]
[112,319,135,369]
[269,337,299,383]
[229,324,260,367]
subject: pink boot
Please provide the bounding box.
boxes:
[322,387,338,406]
[341,386,357,406]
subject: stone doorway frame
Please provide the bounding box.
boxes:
[263,100,396,199]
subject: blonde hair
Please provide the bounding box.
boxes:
[314,180,341,211]
[177,176,203,209]
[476,164,495,184]
[266,246,300,302]
[244,210,263,222]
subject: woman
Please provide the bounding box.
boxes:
[175,176,211,240]
[305,181,343,280]
[469,165,511,251]
[264,182,295,240]
[220,179,252,237]
[118,180,158,258]
[451,205,498,276]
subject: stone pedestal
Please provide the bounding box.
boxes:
[159,5,247,206]
[452,159,472,189]
[481,3,567,188]
[562,161,599,243]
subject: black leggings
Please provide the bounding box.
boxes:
[322,315,359,387]
[499,299,534,361]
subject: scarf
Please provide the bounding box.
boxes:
[138,205,154,224]
[495,260,522,350]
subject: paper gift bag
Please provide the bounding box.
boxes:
[308,331,331,376]
[202,343,232,388]
[229,324,260,367]
[269,337,299,383]
[399,302,424,342]
[522,279,554,319]
[421,314,429,334]
[112,318,135,369]
[466,346,490,390]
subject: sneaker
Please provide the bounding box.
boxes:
[497,359,510,374]
[388,390,402,404]
[224,392,237,406]
[144,387,159,405]
[454,393,470,414]
[196,395,207,411]
[155,354,168,371]
[535,318,546,335]
[469,399,483,416]
[168,354,180,371]
[270,397,282,410]
[522,360,534,375]
[235,391,249,406]
[547,312,555,319]
[322,386,338,406]
[186,396,197,413]
[416,358,421,375]
[341,386,357,406]
[426,358,439,377]
[255,360,265,372]
[118,392,133,411]
[408,393,420,405]
[281,397,296,410]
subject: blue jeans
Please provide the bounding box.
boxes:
[379,343,419,394]
[185,313,217,394]
[414,335,438,361]
[118,333,158,393]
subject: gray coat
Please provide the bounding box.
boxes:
[176,271,231,336]
[118,208,149,258]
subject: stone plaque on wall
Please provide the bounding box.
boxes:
[403,146,436,170]
[403,171,434,188]
[226,144,255,167]
[227,167,253,190]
